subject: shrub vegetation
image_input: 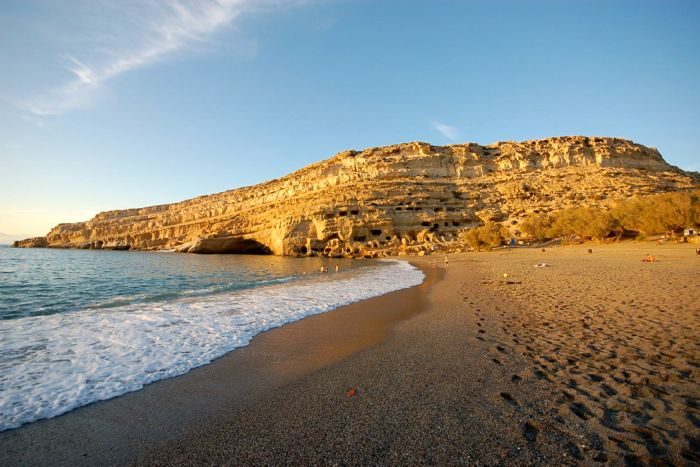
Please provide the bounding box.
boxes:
[519,189,700,242]
[458,222,509,250]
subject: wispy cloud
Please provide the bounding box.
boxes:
[430,120,460,141]
[20,0,299,117]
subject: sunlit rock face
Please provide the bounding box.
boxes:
[14,136,697,257]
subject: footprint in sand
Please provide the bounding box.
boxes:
[564,441,584,460]
[686,411,700,428]
[682,434,700,463]
[684,396,700,410]
[600,384,618,397]
[623,453,646,466]
[522,421,539,442]
[569,401,595,420]
[560,390,575,402]
[608,435,631,452]
[634,427,668,458]
[500,392,519,406]
[600,408,625,432]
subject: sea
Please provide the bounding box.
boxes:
[0,245,423,431]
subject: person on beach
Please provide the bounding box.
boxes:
[642,254,655,263]
[444,255,449,267]
[334,264,340,272]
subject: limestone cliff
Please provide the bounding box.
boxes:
[14,136,698,257]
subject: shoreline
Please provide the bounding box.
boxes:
[1,242,698,465]
[0,260,439,466]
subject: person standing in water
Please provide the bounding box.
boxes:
[444,255,449,267]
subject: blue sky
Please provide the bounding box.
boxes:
[1,0,698,238]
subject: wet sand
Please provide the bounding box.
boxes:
[2,242,698,465]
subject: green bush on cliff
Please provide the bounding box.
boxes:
[612,191,699,237]
[519,213,553,242]
[518,189,700,242]
[548,207,619,241]
[458,222,509,250]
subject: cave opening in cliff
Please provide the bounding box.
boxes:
[193,237,273,255]
[222,239,272,255]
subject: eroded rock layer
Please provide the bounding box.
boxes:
[14,137,697,257]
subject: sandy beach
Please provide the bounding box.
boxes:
[1,242,698,465]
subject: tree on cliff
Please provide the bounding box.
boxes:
[458,222,509,251]
[518,189,700,242]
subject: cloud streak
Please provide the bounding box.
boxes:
[21,0,294,116]
[430,120,460,141]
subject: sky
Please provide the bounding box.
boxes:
[1,0,699,239]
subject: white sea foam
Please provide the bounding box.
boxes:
[0,260,423,431]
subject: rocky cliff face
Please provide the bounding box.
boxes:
[14,136,697,257]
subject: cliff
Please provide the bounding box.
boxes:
[14,136,698,257]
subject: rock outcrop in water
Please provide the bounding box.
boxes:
[14,136,698,257]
